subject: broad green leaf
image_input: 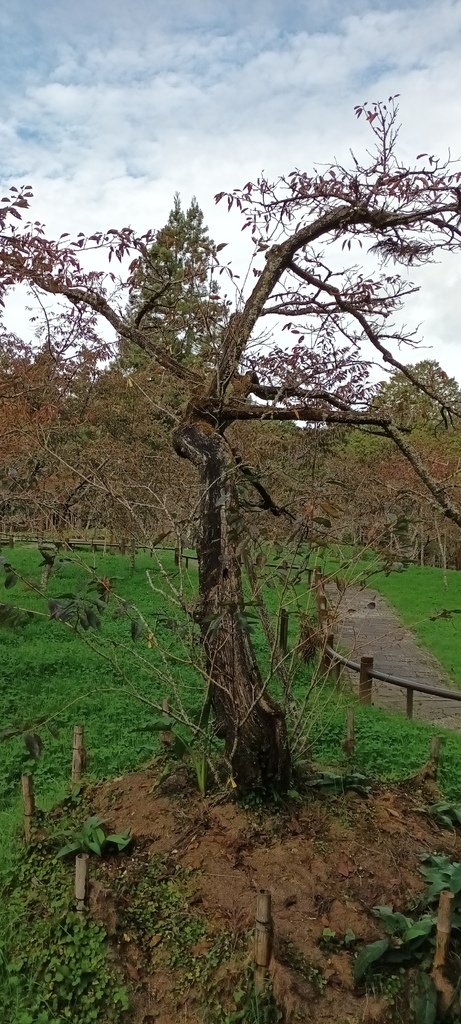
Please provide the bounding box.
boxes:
[87,838,103,855]
[449,863,461,893]
[403,918,434,942]
[57,841,80,859]
[373,906,410,935]
[410,971,437,1024]
[106,832,131,850]
[353,939,389,982]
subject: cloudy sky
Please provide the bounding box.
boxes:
[2,0,461,379]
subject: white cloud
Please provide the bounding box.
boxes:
[1,0,461,381]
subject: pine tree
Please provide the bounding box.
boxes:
[120,194,224,368]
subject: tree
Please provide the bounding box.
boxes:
[3,97,461,791]
[120,193,225,369]
[372,360,461,429]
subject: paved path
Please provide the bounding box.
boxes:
[325,581,461,730]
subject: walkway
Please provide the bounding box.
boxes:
[325,581,461,730]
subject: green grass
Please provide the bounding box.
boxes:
[2,547,461,830]
[0,549,196,810]
[310,693,461,801]
[0,545,312,845]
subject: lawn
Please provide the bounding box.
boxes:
[0,545,313,838]
[2,545,461,833]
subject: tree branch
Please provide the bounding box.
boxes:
[385,424,461,529]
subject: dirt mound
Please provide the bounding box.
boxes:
[87,769,461,1023]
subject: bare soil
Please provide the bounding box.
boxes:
[82,765,461,1023]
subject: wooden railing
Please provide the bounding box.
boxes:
[314,571,461,720]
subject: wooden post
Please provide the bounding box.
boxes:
[279,608,289,656]
[75,854,89,915]
[21,773,35,844]
[359,656,373,704]
[129,540,136,574]
[254,890,272,991]
[315,575,328,628]
[174,547,180,566]
[320,632,334,677]
[429,735,442,777]
[120,538,127,556]
[325,633,341,688]
[406,688,414,720]
[71,725,86,783]
[9,534,14,548]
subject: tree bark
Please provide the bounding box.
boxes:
[173,421,290,793]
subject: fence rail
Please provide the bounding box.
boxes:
[0,533,311,575]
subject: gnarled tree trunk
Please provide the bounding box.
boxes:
[174,421,290,793]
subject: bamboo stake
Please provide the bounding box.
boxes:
[21,773,35,844]
[254,890,272,990]
[320,632,334,677]
[432,889,455,1013]
[71,725,86,783]
[433,890,454,973]
[75,854,89,915]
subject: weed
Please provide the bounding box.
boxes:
[353,907,435,983]
[277,937,327,995]
[56,814,132,858]
[220,972,282,1023]
[319,927,357,952]
[426,801,461,829]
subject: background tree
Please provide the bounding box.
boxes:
[120,193,225,370]
[372,360,461,429]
